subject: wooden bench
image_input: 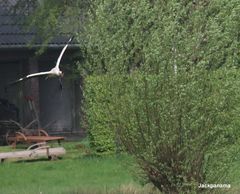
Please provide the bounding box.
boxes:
[7,130,64,148]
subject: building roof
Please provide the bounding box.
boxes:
[0,0,76,49]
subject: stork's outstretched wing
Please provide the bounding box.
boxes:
[5,36,73,89]
[56,37,73,69]
[6,71,51,86]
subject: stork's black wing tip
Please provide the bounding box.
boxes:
[60,83,63,91]
[58,77,63,91]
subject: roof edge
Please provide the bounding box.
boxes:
[0,44,80,49]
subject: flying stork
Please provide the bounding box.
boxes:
[6,37,73,88]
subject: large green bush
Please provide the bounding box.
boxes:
[84,68,240,192]
[113,69,240,192]
[81,0,240,192]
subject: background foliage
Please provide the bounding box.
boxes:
[13,0,91,53]
[83,0,239,75]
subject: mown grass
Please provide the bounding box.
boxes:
[0,141,145,194]
[1,141,240,194]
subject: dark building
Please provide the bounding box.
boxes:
[0,0,83,137]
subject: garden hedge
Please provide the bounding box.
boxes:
[83,75,117,153]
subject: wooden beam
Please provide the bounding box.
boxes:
[0,147,66,163]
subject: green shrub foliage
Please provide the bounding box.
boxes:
[82,0,240,192]
[82,0,240,75]
[114,70,240,193]
[84,69,240,192]
[84,76,116,153]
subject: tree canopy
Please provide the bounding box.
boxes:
[14,0,91,46]
[84,0,239,75]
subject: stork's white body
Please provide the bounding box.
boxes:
[7,37,72,86]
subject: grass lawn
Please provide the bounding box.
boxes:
[0,141,143,194]
[1,141,240,194]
